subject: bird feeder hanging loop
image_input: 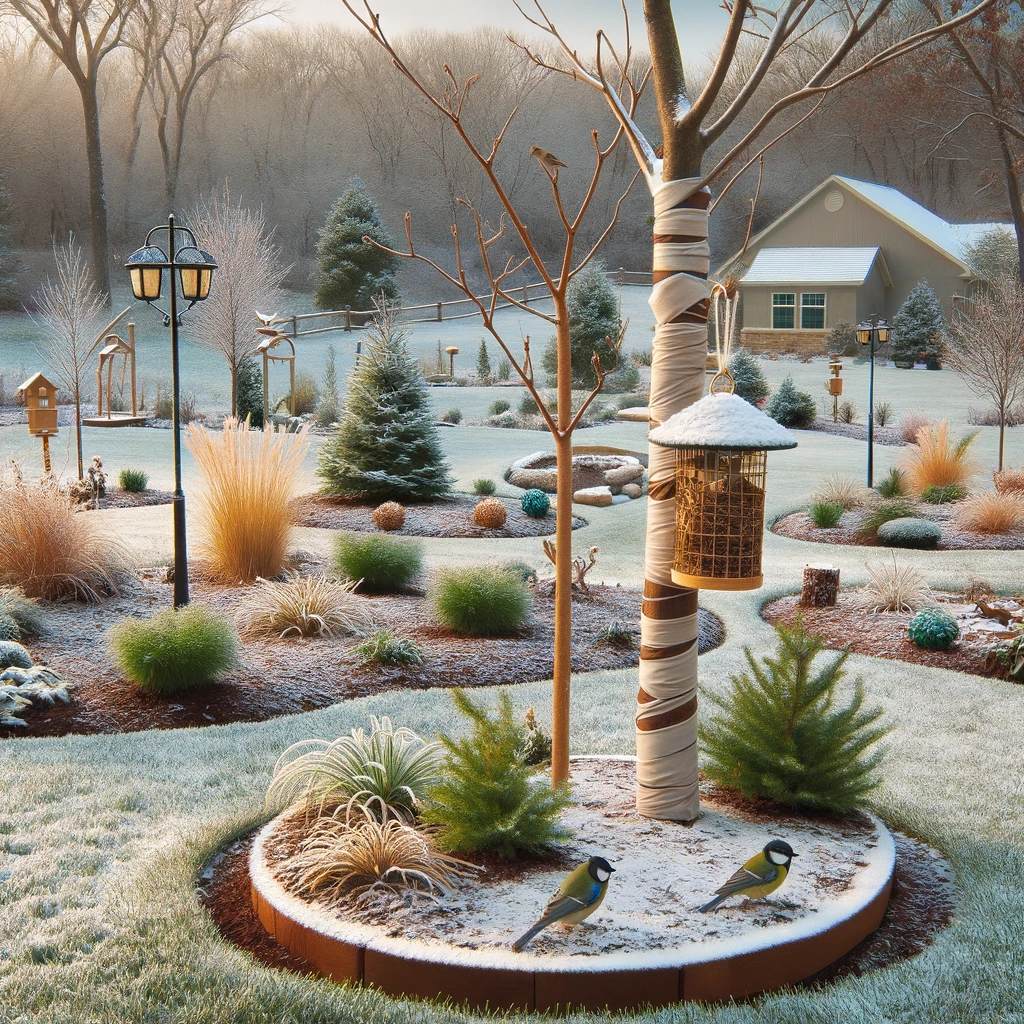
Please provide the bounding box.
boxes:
[709,368,736,397]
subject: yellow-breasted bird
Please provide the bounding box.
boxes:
[512,856,614,951]
[530,145,567,179]
[698,840,797,913]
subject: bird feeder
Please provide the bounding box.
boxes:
[256,326,296,425]
[826,359,843,421]
[17,372,59,473]
[445,346,459,377]
[648,371,796,591]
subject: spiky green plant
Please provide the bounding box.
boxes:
[430,565,531,637]
[472,478,497,495]
[350,628,423,666]
[118,469,149,493]
[876,468,907,499]
[266,716,442,822]
[0,615,20,642]
[422,689,573,858]
[0,640,32,670]
[596,621,639,647]
[859,498,919,535]
[700,618,889,813]
[810,501,843,529]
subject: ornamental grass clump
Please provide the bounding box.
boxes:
[430,565,531,636]
[109,606,237,695]
[858,498,919,536]
[472,478,497,496]
[235,575,370,639]
[921,484,967,505]
[266,716,442,822]
[876,468,907,499]
[811,473,868,511]
[956,492,1024,535]
[351,628,423,666]
[185,418,310,584]
[332,534,422,593]
[898,421,980,494]
[810,501,843,529]
[859,555,931,613]
[994,466,1024,495]
[700,618,888,813]
[422,689,573,858]
[118,468,149,493]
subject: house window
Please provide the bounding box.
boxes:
[772,293,795,329]
[801,293,825,329]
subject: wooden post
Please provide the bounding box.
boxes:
[129,324,137,416]
[801,564,840,607]
[437,301,443,322]
[41,434,51,475]
[344,305,352,332]
[522,283,529,306]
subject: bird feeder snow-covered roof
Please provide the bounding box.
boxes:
[648,392,797,452]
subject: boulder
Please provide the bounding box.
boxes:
[573,486,613,507]
[622,483,643,499]
[506,451,645,494]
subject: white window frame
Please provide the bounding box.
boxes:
[800,292,826,330]
[772,292,796,330]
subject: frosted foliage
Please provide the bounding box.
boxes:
[649,392,797,450]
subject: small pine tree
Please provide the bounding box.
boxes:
[314,344,339,426]
[893,281,945,363]
[728,350,770,405]
[477,338,491,380]
[422,689,573,858]
[317,303,452,499]
[542,262,620,388]
[700,619,888,813]
[0,170,26,310]
[314,178,400,311]
[235,356,264,428]
[766,375,817,427]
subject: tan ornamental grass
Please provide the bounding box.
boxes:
[897,420,980,494]
[994,466,1024,495]
[956,491,1024,535]
[0,470,132,601]
[897,410,932,445]
[235,574,371,639]
[185,417,310,584]
[810,473,870,510]
[276,810,476,902]
[859,555,932,614]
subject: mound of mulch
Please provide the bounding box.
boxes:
[292,494,585,538]
[95,487,176,509]
[805,417,904,446]
[2,572,723,739]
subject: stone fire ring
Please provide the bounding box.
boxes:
[250,760,895,1013]
[505,450,646,495]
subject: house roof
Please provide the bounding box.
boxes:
[16,372,57,394]
[740,246,887,286]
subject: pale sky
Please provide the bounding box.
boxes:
[285,0,730,62]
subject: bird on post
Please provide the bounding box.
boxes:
[698,839,798,913]
[512,856,614,951]
[530,145,567,180]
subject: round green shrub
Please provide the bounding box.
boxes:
[921,483,967,504]
[908,607,959,651]
[810,501,843,529]
[521,489,551,518]
[0,640,32,669]
[472,478,497,496]
[118,468,149,493]
[501,560,538,585]
[488,399,511,416]
[430,566,531,636]
[876,516,942,550]
[0,615,21,642]
[109,606,238,695]
[332,533,423,593]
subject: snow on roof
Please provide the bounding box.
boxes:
[648,391,797,451]
[741,246,881,285]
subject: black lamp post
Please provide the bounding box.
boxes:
[856,315,892,488]
[124,215,217,608]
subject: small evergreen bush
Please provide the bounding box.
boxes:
[921,483,967,504]
[487,399,511,417]
[893,281,945,364]
[596,621,638,647]
[351,629,423,666]
[235,356,264,429]
[700,618,889,813]
[766,376,817,427]
[876,468,907,499]
[440,408,462,425]
[472,478,497,495]
[118,468,149,493]
[604,361,640,393]
[908,608,959,651]
[521,489,551,518]
[314,344,340,427]
[501,560,538,585]
[810,501,843,529]
[876,517,942,550]
[332,534,423,593]
[477,339,492,381]
[0,639,31,668]
[860,499,919,535]
[422,689,573,858]
[430,566,531,636]
[109,606,237,695]
[496,356,512,381]
[0,615,20,641]
[729,350,770,405]
[0,587,45,637]
[518,391,541,417]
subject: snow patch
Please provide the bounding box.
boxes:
[649,392,797,450]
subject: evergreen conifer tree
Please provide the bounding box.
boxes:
[477,338,491,380]
[893,281,945,364]
[314,178,400,311]
[700,619,888,813]
[728,350,770,405]
[0,171,26,310]
[235,356,264,428]
[318,304,451,499]
[766,375,817,427]
[314,344,339,426]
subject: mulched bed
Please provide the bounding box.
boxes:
[805,417,904,446]
[763,592,1017,678]
[95,487,175,509]
[772,503,1024,551]
[3,571,721,739]
[292,494,585,538]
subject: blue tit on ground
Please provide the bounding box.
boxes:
[698,839,798,913]
[512,856,614,952]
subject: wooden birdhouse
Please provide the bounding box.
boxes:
[648,373,796,591]
[827,360,843,396]
[17,372,60,437]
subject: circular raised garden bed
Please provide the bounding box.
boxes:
[505,450,646,495]
[292,494,583,538]
[250,758,895,1013]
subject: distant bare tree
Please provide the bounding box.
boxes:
[946,277,1024,471]
[186,187,288,417]
[0,0,138,298]
[33,240,107,478]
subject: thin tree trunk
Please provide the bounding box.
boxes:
[999,409,1006,472]
[997,126,1024,287]
[74,394,83,479]
[230,364,238,419]
[79,82,112,301]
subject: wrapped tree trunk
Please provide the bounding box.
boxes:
[801,564,840,607]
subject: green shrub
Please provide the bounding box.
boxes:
[766,376,817,427]
[332,534,423,593]
[235,357,264,429]
[859,498,919,535]
[604,361,640,393]
[0,639,31,669]
[596,621,638,647]
[921,483,967,504]
[440,408,462,424]
[472,478,497,496]
[521,489,551,518]
[729,350,770,405]
[487,399,511,417]
[874,401,894,427]
[876,468,907,499]
[908,607,959,651]
[0,615,20,641]
[422,689,573,858]
[108,606,237,695]
[430,566,531,637]
[593,406,619,423]
[488,410,520,429]
[501,560,538,585]
[518,707,552,766]
[118,468,149,493]
[617,393,649,410]
[351,628,423,666]
[810,501,843,529]
[518,390,541,417]
[700,618,889,813]
[877,517,942,550]
[0,588,46,638]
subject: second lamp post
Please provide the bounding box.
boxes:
[856,315,891,488]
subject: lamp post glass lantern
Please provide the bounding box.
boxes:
[124,215,217,608]
[856,315,890,488]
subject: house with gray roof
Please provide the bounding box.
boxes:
[718,174,1010,354]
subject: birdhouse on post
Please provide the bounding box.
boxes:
[445,346,459,377]
[647,372,796,591]
[17,372,60,473]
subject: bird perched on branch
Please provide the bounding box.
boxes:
[512,856,614,951]
[530,146,567,180]
[698,840,797,912]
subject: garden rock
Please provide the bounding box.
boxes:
[574,486,613,507]
[505,450,645,494]
[877,517,942,549]
[622,483,643,499]
[617,406,650,422]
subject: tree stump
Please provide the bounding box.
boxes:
[801,564,840,607]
